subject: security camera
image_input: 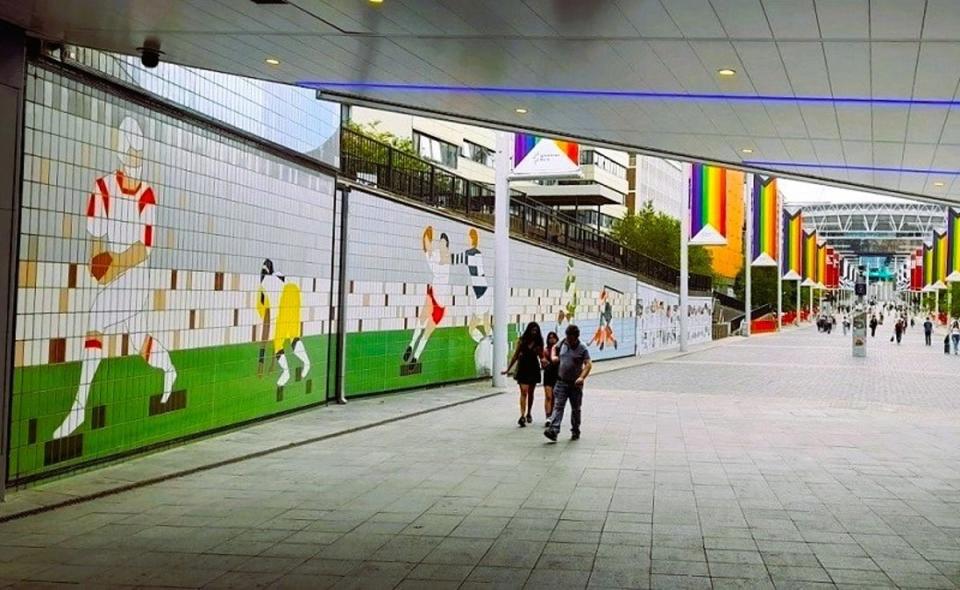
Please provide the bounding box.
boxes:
[137,38,163,69]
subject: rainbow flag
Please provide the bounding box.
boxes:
[781,209,802,280]
[948,208,960,282]
[511,133,580,179]
[688,164,728,245]
[816,241,827,288]
[923,242,933,289]
[933,230,948,289]
[751,175,778,266]
[802,230,818,287]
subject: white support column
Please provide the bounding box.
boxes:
[808,285,813,317]
[796,282,801,324]
[744,174,752,337]
[776,194,783,331]
[492,131,511,388]
[679,163,690,352]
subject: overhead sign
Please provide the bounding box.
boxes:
[510,133,582,179]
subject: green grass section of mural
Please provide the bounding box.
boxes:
[9,326,487,481]
[344,327,482,397]
[9,336,330,481]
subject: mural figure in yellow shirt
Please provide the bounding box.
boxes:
[257,258,310,387]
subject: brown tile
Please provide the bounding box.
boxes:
[170,269,178,290]
[67,263,78,288]
[48,338,66,364]
[18,261,37,288]
[234,309,240,327]
[13,341,25,367]
[189,310,196,329]
[214,272,224,291]
[58,288,69,313]
[148,390,187,416]
[153,289,166,311]
[121,334,129,356]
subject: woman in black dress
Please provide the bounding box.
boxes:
[503,322,544,427]
[542,331,559,427]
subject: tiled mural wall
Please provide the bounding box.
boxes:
[636,283,713,354]
[344,189,637,396]
[10,65,337,482]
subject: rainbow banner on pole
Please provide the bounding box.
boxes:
[934,230,948,289]
[816,241,827,288]
[948,208,960,283]
[923,242,934,290]
[802,230,818,287]
[511,133,581,179]
[688,163,728,246]
[781,209,802,280]
[751,175,778,266]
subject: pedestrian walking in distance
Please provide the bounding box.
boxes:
[503,322,543,427]
[544,324,592,442]
[893,318,903,345]
[952,319,960,355]
[870,315,878,338]
[924,316,933,346]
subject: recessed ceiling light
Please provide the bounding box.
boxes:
[717,68,736,77]
[369,0,383,3]
[934,181,945,187]
[515,107,528,114]
[265,58,280,66]
[740,148,753,154]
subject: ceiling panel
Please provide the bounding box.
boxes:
[763,0,820,40]
[814,0,869,40]
[5,0,960,205]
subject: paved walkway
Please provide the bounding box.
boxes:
[0,326,958,589]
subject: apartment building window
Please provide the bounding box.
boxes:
[580,150,627,179]
[413,131,459,168]
[461,140,494,167]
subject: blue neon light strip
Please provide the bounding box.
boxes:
[300,80,960,107]
[743,161,960,175]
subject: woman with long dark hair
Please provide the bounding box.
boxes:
[503,322,544,427]
[541,331,559,427]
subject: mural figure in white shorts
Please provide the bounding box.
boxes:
[54,116,177,439]
[451,228,492,374]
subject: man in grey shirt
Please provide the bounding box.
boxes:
[545,324,592,441]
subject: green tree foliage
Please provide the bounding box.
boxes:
[733,266,799,312]
[611,201,713,277]
[342,120,430,174]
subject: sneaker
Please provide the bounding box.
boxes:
[544,420,552,428]
[571,432,580,441]
[544,429,557,442]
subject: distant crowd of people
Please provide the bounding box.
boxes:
[814,301,960,355]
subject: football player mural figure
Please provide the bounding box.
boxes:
[451,228,493,375]
[53,116,177,439]
[403,226,450,366]
[588,287,619,351]
[257,259,311,387]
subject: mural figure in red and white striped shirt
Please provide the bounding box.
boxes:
[53,116,178,439]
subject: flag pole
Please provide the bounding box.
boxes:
[744,173,752,338]
[680,163,690,352]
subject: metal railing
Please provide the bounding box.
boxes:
[340,127,712,293]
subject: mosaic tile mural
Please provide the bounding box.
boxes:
[11,65,337,482]
[636,282,713,354]
[343,190,637,396]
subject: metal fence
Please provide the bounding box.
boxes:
[340,127,712,293]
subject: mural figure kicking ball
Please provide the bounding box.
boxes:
[54,116,177,439]
[257,259,311,387]
[588,287,619,351]
[403,226,450,367]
